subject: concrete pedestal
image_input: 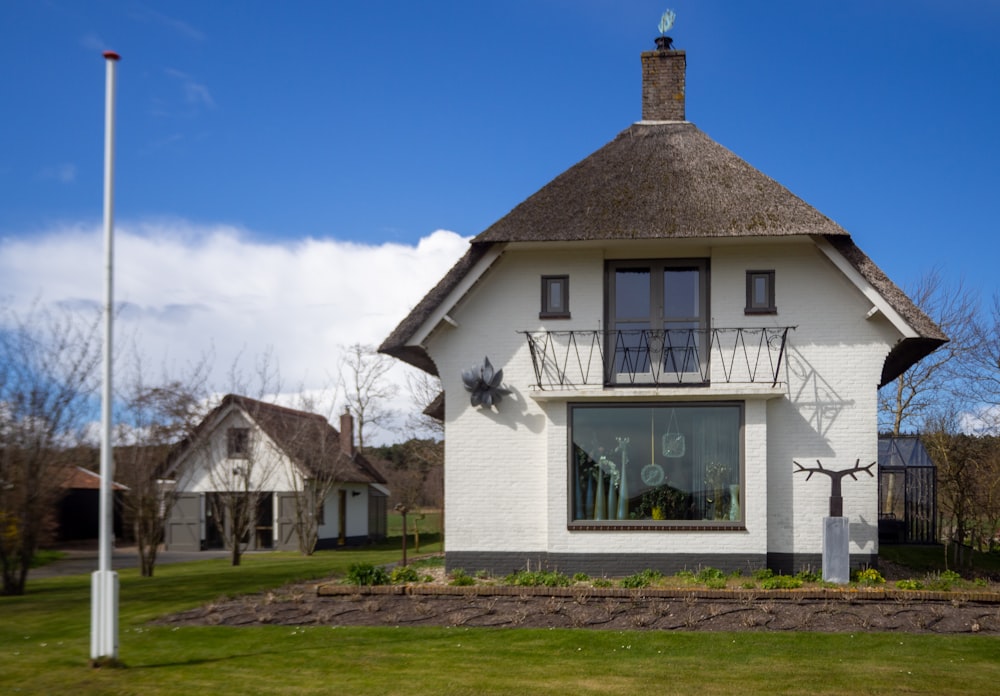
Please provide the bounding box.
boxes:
[822,516,850,584]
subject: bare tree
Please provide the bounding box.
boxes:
[274,389,345,555]
[405,369,444,439]
[115,348,210,576]
[879,270,978,435]
[339,343,398,451]
[198,397,285,567]
[922,413,983,568]
[964,292,1000,422]
[0,304,100,595]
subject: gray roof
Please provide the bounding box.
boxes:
[380,121,946,386]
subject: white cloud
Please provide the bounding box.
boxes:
[0,221,469,442]
[37,163,77,183]
[164,68,215,109]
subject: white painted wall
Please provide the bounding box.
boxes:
[316,483,371,540]
[426,239,903,560]
[173,408,304,495]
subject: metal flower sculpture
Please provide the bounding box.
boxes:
[462,356,511,408]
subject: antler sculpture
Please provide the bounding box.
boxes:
[793,459,876,516]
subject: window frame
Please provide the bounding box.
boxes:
[605,258,709,385]
[745,270,776,315]
[227,427,250,459]
[567,401,745,531]
[540,274,571,319]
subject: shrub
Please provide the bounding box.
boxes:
[592,577,614,588]
[705,577,728,590]
[795,569,822,583]
[449,568,476,586]
[752,568,774,581]
[895,578,923,591]
[620,569,662,589]
[854,568,885,586]
[760,574,803,590]
[503,569,572,587]
[696,567,726,583]
[390,566,420,584]
[572,572,590,582]
[925,570,962,592]
[346,562,390,586]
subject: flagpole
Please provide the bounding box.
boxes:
[91,49,120,663]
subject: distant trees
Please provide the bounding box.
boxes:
[879,270,979,435]
[0,304,101,595]
[339,343,398,452]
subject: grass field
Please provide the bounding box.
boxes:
[2,541,999,695]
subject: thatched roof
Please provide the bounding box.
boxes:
[169,394,386,485]
[380,121,946,386]
[475,122,848,243]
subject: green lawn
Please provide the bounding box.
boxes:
[2,544,998,696]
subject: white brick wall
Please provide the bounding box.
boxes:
[427,240,901,561]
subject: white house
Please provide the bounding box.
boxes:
[164,394,388,552]
[380,47,946,576]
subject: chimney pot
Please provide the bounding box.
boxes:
[641,49,686,121]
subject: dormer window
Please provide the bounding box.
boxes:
[745,270,776,314]
[227,427,250,458]
[540,275,570,319]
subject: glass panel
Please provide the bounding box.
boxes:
[664,268,699,318]
[662,321,702,375]
[752,275,769,307]
[613,321,652,375]
[571,404,742,523]
[615,268,650,319]
[547,279,564,312]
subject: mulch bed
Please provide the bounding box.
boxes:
[155,580,1000,634]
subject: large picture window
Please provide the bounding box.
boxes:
[570,403,742,526]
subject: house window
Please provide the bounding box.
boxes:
[540,275,570,318]
[606,259,708,383]
[745,270,776,314]
[227,427,250,458]
[570,403,742,526]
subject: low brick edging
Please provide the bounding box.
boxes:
[316,583,1000,604]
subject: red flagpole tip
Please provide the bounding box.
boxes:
[103,51,121,61]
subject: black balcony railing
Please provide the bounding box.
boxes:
[520,327,794,390]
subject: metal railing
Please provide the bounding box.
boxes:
[520,327,794,389]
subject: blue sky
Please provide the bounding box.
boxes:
[2,1,999,436]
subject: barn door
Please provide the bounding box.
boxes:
[275,493,299,551]
[165,493,201,551]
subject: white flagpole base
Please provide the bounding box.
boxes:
[90,570,119,660]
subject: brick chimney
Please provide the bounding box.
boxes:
[641,49,686,121]
[340,409,354,456]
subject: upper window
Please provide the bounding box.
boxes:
[540,275,570,318]
[227,427,250,459]
[570,403,742,526]
[745,270,776,314]
[606,259,708,384]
